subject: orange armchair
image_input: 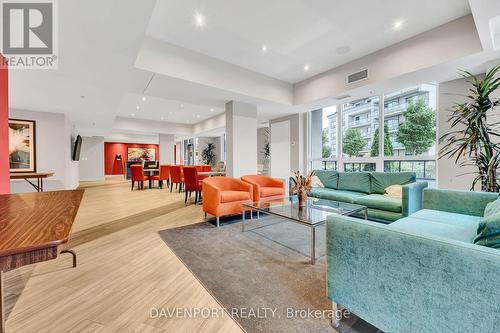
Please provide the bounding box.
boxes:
[202,177,253,227]
[241,175,285,202]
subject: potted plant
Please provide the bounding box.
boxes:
[439,65,500,192]
[290,170,315,206]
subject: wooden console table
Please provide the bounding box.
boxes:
[9,172,54,192]
[0,189,84,333]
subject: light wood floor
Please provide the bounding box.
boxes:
[4,179,244,333]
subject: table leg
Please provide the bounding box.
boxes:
[1,270,5,333]
[311,228,316,265]
[41,178,44,192]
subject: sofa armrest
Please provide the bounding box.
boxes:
[202,181,221,215]
[402,182,427,217]
[326,215,500,333]
[423,188,498,216]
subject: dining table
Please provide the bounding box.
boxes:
[198,171,226,177]
[142,168,159,188]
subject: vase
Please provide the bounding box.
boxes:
[298,191,307,207]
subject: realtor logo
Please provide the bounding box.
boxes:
[1,0,58,69]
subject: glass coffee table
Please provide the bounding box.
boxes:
[242,196,367,265]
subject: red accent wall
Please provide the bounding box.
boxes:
[0,54,9,194]
[104,142,160,175]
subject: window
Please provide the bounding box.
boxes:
[322,106,337,158]
[341,96,379,158]
[383,84,437,157]
[344,163,376,172]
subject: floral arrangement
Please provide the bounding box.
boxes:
[290,170,315,205]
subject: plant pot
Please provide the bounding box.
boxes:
[298,191,308,207]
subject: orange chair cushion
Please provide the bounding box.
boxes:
[260,187,284,198]
[220,190,251,203]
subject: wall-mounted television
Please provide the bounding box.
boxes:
[72,135,82,161]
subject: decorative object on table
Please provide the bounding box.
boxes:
[289,170,315,206]
[8,118,36,172]
[439,65,500,192]
[127,147,155,162]
[201,143,216,166]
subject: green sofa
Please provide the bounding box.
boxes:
[326,188,500,333]
[310,170,427,222]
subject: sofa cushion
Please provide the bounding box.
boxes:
[220,190,251,203]
[337,172,371,194]
[309,188,365,203]
[474,212,500,249]
[389,217,477,243]
[260,186,283,198]
[409,209,481,229]
[370,172,416,194]
[314,170,338,189]
[354,194,402,213]
[484,198,500,217]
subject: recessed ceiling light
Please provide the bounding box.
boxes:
[131,113,135,117]
[210,108,214,112]
[393,19,404,30]
[180,104,184,108]
[194,12,205,27]
[80,95,85,99]
[196,114,201,118]
[304,64,310,71]
[141,96,146,102]
[261,45,268,52]
[169,111,173,115]
[161,116,164,120]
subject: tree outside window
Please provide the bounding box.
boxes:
[343,128,366,157]
[396,98,436,155]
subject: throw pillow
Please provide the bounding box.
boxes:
[484,198,500,217]
[474,212,500,249]
[310,176,324,188]
[384,185,403,198]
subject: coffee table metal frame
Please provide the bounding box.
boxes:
[241,197,367,265]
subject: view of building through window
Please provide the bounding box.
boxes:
[313,83,438,183]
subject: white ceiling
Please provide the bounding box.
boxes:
[9,0,497,138]
[147,0,471,83]
[116,92,224,124]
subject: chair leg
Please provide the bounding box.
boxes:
[331,301,340,328]
[131,181,134,191]
[170,182,173,192]
[159,180,163,189]
[185,191,188,205]
[195,191,198,204]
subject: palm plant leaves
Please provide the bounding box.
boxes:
[439,65,500,192]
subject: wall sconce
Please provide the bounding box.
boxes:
[115,153,122,161]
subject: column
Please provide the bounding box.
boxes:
[159,134,175,164]
[225,101,257,177]
[0,55,9,194]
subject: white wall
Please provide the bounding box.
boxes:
[9,109,79,192]
[270,120,291,183]
[225,101,257,177]
[79,136,105,181]
[438,77,480,190]
[159,134,175,164]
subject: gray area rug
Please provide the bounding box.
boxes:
[159,214,381,333]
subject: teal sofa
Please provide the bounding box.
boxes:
[310,170,427,222]
[326,188,500,333]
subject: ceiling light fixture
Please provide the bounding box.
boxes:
[304,64,310,71]
[196,114,201,118]
[180,104,184,108]
[210,108,214,112]
[261,45,268,52]
[136,106,140,110]
[142,96,146,102]
[393,19,404,30]
[194,12,206,27]
[131,113,135,117]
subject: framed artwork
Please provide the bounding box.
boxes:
[9,119,36,173]
[127,147,155,162]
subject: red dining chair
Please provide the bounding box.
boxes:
[202,165,212,172]
[182,166,202,205]
[150,165,170,189]
[169,165,184,192]
[130,165,148,190]
[195,165,204,172]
